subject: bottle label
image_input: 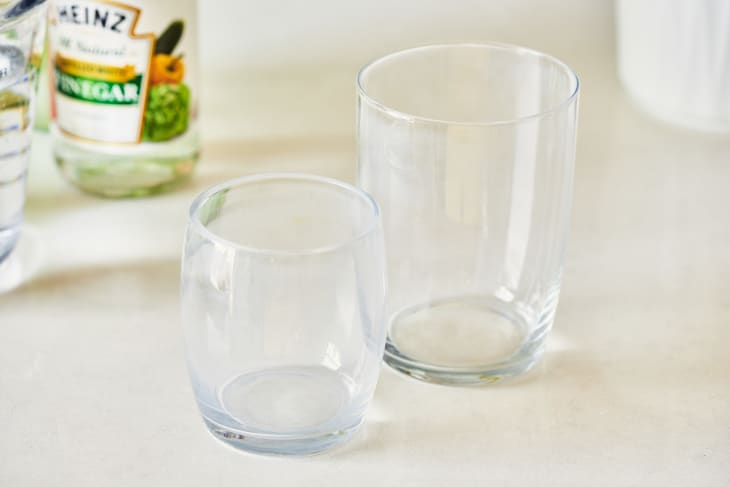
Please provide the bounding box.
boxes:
[48,0,197,145]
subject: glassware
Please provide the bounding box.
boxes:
[181,173,387,455]
[616,0,730,132]
[0,0,47,264]
[358,43,579,385]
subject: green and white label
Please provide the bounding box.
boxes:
[49,0,197,145]
[54,71,143,105]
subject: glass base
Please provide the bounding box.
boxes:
[384,296,550,385]
[56,154,197,198]
[203,416,362,457]
[0,224,20,264]
[52,127,200,198]
[0,225,43,293]
[198,366,364,456]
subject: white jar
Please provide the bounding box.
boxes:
[616,0,730,132]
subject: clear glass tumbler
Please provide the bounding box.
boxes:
[357,43,579,385]
[181,173,387,455]
[0,0,46,263]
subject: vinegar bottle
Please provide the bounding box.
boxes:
[48,0,200,197]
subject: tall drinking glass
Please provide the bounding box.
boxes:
[0,0,46,263]
[358,44,579,385]
[181,173,387,455]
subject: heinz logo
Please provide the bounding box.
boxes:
[57,3,129,33]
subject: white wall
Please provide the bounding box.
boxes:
[196,0,615,140]
[199,0,614,71]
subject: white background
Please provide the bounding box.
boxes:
[196,0,613,140]
[198,0,612,71]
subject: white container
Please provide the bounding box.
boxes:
[616,0,730,132]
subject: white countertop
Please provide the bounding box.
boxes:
[1,45,729,485]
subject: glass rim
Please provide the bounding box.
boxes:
[356,42,581,127]
[188,172,382,256]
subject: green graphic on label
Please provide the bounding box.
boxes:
[142,19,189,141]
[143,82,189,141]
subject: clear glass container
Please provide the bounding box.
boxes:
[358,43,580,384]
[0,0,47,263]
[181,173,387,455]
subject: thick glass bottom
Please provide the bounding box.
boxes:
[0,224,19,264]
[56,154,198,198]
[52,127,200,197]
[203,416,362,457]
[384,295,552,385]
[196,366,365,456]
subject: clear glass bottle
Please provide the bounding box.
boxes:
[47,0,199,197]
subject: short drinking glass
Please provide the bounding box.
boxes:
[181,173,387,455]
[358,43,580,385]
